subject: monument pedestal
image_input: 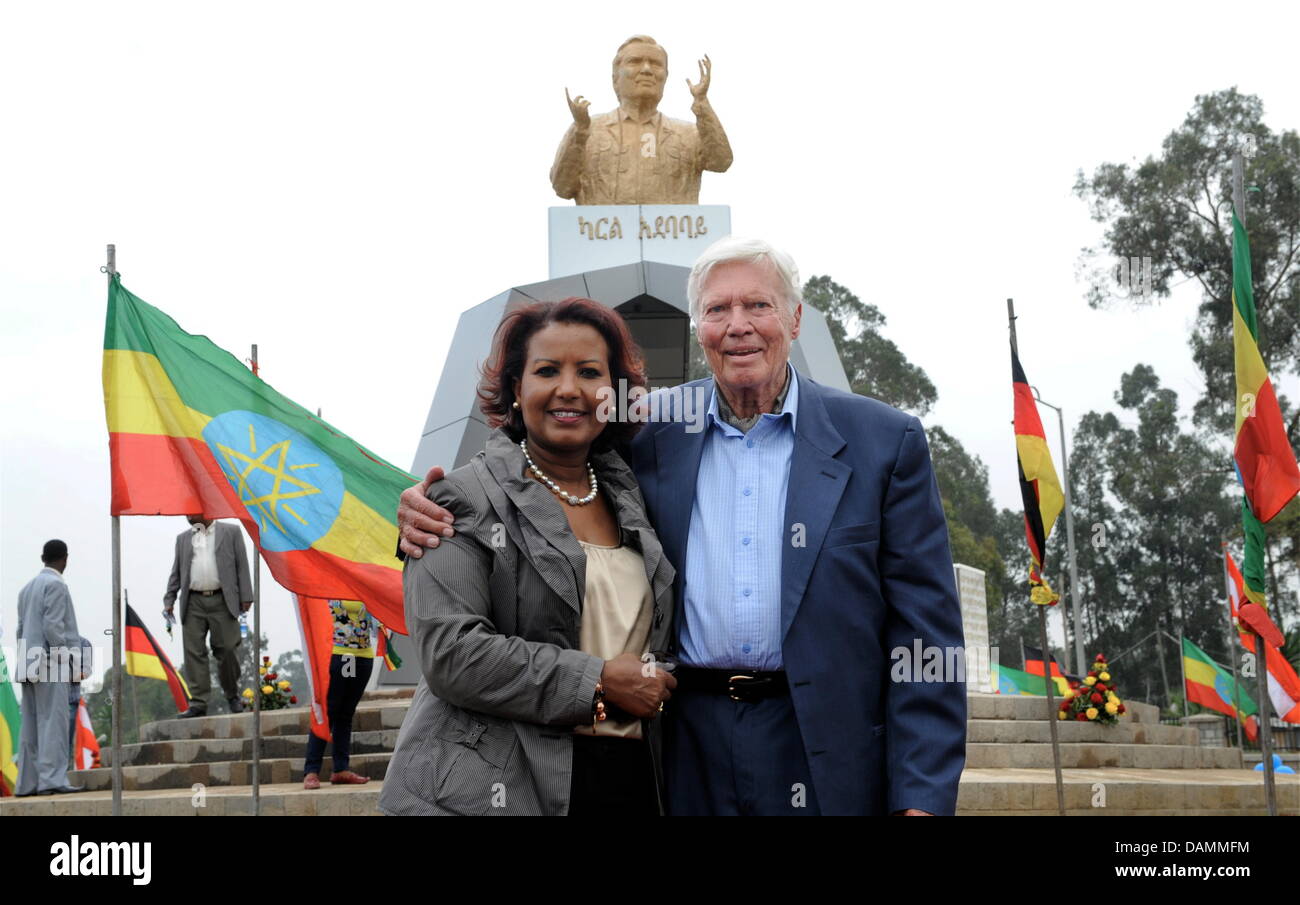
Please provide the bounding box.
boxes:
[549,204,731,277]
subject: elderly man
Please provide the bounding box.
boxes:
[15,539,85,796]
[551,34,732,205]
[399,238,966,815]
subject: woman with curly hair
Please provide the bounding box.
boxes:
[379,298,676,816]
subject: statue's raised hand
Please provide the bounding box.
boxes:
[565,88,591,130]
[686,55,712,101]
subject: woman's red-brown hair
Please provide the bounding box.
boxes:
[477,297,647,452]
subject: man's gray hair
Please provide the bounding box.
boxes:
[687,236,802,324]
[612,35,667,75]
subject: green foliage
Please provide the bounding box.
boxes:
[802,275,938,415]
[1067,366,1237,709]
[1073,87,1300,437]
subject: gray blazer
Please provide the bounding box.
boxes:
[378,429,676,816]
[16,568,80,684]
[163,521,252,622]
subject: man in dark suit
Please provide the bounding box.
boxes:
[398,237,966,815]
[164,517,253,718]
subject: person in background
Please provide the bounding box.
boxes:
[302,599,375,789]
[16,539,84,796]
[164,516,253,718]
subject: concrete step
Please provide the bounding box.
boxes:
[966,742,1243,770]
[966,718,1197,746]
[0,781,383,816]
[967,693,1160,724]
[71,753,391,792]
[103,729,400,768]
[957,767,1300,815]
[139,701,408,742]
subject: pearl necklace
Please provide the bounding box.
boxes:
[520,439,599,506]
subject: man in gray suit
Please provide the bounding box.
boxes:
[15,539,84,796]
[164,517,252,718]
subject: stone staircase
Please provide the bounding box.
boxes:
[958,693,1300,815]
[0,689,411,816]
[3,689,1295,815]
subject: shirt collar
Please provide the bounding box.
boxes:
[191,522,214,536]
[707,363,800,435]
[41,566,65,582]
[617,104,661,127]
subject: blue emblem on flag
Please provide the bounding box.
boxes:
[202,411,344,552]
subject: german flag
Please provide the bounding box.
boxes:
[1011,344,1064,604]
[125,604,191,713]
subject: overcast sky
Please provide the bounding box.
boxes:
[3,1,1299,685]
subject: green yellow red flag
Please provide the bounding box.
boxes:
[0,649,19,796]
[1182,636,1258,741]
[1231,211,1300,526]
[103,275,413,632]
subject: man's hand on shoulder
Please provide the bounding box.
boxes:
[397,466,456,559]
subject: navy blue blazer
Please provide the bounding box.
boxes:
[629,370,967,815]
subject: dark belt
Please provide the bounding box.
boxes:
[191,589,223,597]
[675,667,789,703]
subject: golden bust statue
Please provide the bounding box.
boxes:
[550,35,733,206]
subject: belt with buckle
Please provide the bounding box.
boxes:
[675,667,789,703]
[191,589,222,597]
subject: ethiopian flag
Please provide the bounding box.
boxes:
[104,275,414,632]
[1011,344,1064,604]
[0,650,19,797]
[1182,636,1257,740]
[1232,211,1300,525]
[992,662,1047,696]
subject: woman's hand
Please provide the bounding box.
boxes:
[600,652,676,719]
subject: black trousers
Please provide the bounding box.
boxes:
[304,653,373,775]
[568,734,659,816]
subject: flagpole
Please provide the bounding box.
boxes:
[1009,298,1066,816]
[1031,389,1086,676]
[1235,151,1278,816]
[250,343,262,818]
[107,243,124,818]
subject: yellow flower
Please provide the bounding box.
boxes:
[1105,702,1119,715]
[241,688,254,699]
[1084,676,1097,686]
[262,685,273,695]
[1099,672,1111,682]
[1057,710,1067,720]
[1086,707,1099,720]
[260,666,267,676]
[277,680,290,691]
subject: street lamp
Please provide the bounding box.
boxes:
[1031,386,1085,676]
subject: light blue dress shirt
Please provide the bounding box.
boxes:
[679,365,799,670]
